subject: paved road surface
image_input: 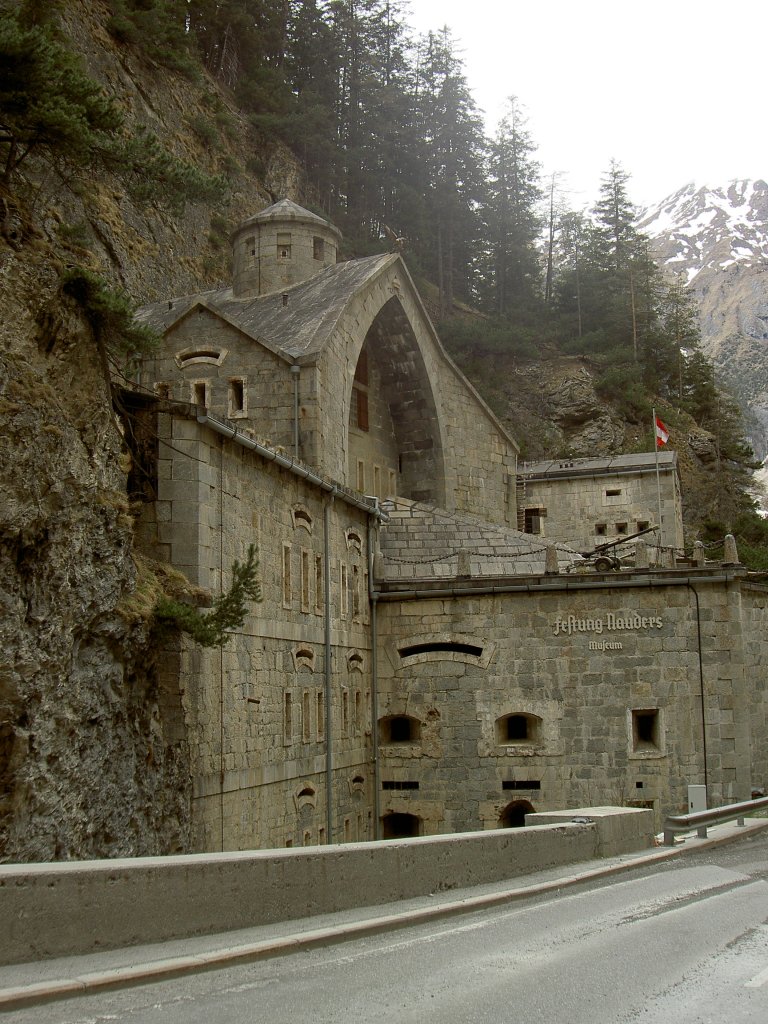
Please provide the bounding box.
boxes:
[5,832,768,1023]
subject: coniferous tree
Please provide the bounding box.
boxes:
[412,28,485,314]
[483,97,543,315]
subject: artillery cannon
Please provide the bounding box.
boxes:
[575,524,659,572]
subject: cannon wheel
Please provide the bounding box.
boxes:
[593,555,615,572]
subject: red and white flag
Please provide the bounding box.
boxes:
[655,416,669,447]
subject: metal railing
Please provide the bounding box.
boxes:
[663,795,768,846]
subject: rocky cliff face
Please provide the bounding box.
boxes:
[0,1,303,861]
[639,179,768,456]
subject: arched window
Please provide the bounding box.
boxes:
[380,715,420,745]
[499,800,535,828]
[382,812,420,839]
[496,713,542,745]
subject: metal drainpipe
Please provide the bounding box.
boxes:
[367,514,381,839]
[291,364,300,458]
[324,492,335,842]
[686,582,709,798]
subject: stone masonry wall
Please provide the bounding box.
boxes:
[375,576,763,831]
[142,411,376,851]
[520,466,683,552]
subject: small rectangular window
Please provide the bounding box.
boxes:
[357,460,365,492]
[595,523,607,536]
[191,380,208,407]
[354,689,362,734]
[344,818,351,842]
[632,709,660,751]
[388,469,396,496]
[606,488,622,497]
[616,522,628,535]
[356,389,369,431]
[373,465,381,496]
[228,378,246,417]
[524,508,545,535]
[352,564,361,620]
[245,235,255,256]
[277,232,291,260]
[637,520,650,532]
[313,236,325,260]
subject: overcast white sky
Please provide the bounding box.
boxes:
[407,0,764,210]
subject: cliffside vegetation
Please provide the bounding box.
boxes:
[2,0,767,861]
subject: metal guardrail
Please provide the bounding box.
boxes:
[663,795,768,846]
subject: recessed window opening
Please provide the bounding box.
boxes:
[191,381,208,407]
[283,692,293,743]
[342,688,349,735]
[496,713,542,746]
[633,709,660,749]
[301,549,311,612]
[499,800,535,828]
[178,350,225,367]
[277,232,292,260]
[302,690,311,742]
[346,530,362,552]
[154,382,172,399]
[637,520,650,532]
[313,236,325,260]
[245,235,255,256]
[314,555,323,614]
[228,378,246,417]
[380,715,420,744]
[297,785,315,800]
[595,523,607,536]
[382,812,420,839]
[382,780,419,790]
[616,522,628,535]
[282,544,292,607]
[293,508,313,532]
[316,691,324,740]
[606,488,622,497]
[502,780,541,790]
[398,641,483,659]
[524,507,546,535]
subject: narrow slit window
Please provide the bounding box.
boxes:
[314,555,323,614]
[283,692,293,744]
[301,548,311,612]
[228,378,246,417]
[282,544,292,608]
[316,690,324,741]
[302,690,311,742]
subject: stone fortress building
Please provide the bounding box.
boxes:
[131,200,768,850]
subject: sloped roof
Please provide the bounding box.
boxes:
[234,199,342,240]
[378,499,580,580]
[520,451,678,480]
[136,253,395,363]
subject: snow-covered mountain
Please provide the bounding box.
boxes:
[638,179,768,456]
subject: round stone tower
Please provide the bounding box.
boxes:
[231,199,342,298]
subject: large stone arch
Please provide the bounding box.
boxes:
[346,294,446,505]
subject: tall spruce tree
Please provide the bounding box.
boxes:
[484,97,543,315]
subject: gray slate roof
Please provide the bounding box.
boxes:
[520,451,678,480]
[136,253,395,363]
[378,499,580,580]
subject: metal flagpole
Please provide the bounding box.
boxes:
[653,408,663,544]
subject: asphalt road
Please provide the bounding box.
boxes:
[6,833,768,1024]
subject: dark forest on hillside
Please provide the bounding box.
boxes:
[3,0,768,563]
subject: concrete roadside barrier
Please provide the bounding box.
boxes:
[0,806,652,965]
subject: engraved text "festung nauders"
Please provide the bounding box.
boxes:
[553,613,663,637]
